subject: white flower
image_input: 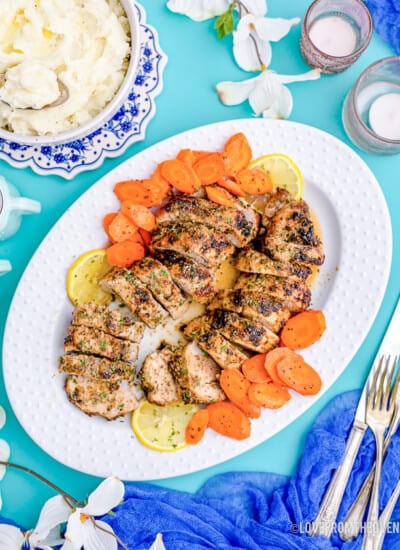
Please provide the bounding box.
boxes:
[0,521,63,549]
[149,533,166,550]
[233,0,300,71]
[216,68,321,118]
[61,476,124,550]
[166,0,230,21]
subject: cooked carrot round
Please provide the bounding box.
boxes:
[236,167,273,195]
[242,354,271,383]
[248,381,291,409]
[222,132,252,176]
[107,212,138,243]
[219,369,260,419]
[264,348,295,385]
[276,356,322,396]
[280,310,326,350]
[185,408,209,445]
[121,201,156,232]
[205,184,237,208]
[193,153,226,185]
[207,402,251,440]
[106,240,145,268]
[160,159,201,194]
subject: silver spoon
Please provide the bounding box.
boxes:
[0,74,69,110]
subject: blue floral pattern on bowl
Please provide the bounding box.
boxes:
[0,2,167,180]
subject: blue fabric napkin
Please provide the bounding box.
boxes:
[364,0,400,54]
[102,391,400,550]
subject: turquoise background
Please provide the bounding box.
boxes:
[0,0,399,529]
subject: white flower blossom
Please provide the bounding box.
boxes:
[216,68,321,118]
[166,0,230,21]
[61,476,124,550]
[149,533,166,550]
[0,521,63,549]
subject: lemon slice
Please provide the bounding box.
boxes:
[131,400,199,452]
[66,248,113,306]
[249,153,303,199]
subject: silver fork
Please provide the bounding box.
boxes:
[362,355,398,550]
[340,357,400,541]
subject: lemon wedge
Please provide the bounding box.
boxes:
[131,400,199,452]
[66,248,113,306]
[249,153,303,199]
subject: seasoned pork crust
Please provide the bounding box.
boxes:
[262,236,325,266]
[100,268,168,328]
[209,309,279,353]
[267,199,321,247]
[168,342,225,404]
[262,188,293,225]
[184,316,247,369]
[151,222,235,269]
[131,257,188,319]
[64,376,138,420]
[59,354,136,381]
[234,273,311,313]
[156,195,260,247]
[156,251,217,303]
[140,347,180,406]
[235,247,312,280]
[72,303,145,342]
[208,290,291,333]
[64,325,139,362]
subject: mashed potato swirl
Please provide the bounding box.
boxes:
[0,0,130,136]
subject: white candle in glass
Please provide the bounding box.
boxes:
[369,93,400,141]
[309,16,357,57]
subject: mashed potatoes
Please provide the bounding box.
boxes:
[0,0,131,136]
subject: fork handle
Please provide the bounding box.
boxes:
[311,421,366,538]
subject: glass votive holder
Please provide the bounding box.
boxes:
[300,0,373,74]
[342,57,400,155]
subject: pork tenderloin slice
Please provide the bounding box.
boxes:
[168,342,226,404]
[151,222,235,269]
[267,199,322,247]
[59,354,136,381]
[208,290,291,333]
[184,316,247,369]
[234,273,311,313]
[263,236,325,266]
[131,257,188,319]
[64,325,139,363]
[209,309,279,353]
[140,347,180,406]
[72,303,145,342]
[235,247,312,280]
[100,268,168,328]
[262,188,293,225]
[156,251,217,304]
[156,195,259,247]
[64,376,138,420]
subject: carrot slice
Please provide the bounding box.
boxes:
[103,212,118,242]
[160,159,201,194]
[121,201,156,232]
[277,356,322,396]
[193,153,226,185]
[217,176,246,197]
[139,228,152,247]
[236,167,273,195]
[105,239,145,268]
[280,310,326,350]
[207,402,251,440]
[176,149,210,166]
[150,165,172,200]
[185,408,209,445]
[248,381,291,409]
[107,212,138,243]
[242,354,271,383]
[220,369,261,418]
[222,133,252,177]
[264,347,295,385]
[205,185,237,208]
[114,179,162,207]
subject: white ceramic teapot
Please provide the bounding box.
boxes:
[0,176,41,240]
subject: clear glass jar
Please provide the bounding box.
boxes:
[300,0,372,74]
[342,57,400,155]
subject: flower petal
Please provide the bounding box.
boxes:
[82,477,124,517]
[254,17,300,42]
[166,0,230,21]
[234,14,255,41]
[248,72,281,115]
[63,511,84,550]
[0,524,25,550]
[277,68,321,85]
[29,495,71,547]
[0,440,10,481]
[242,0,267,17]
[262,85,293,119]
[216,75,260,106]
[81,520,117,550]
[0,406,6,430]
[149,533,166,550]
